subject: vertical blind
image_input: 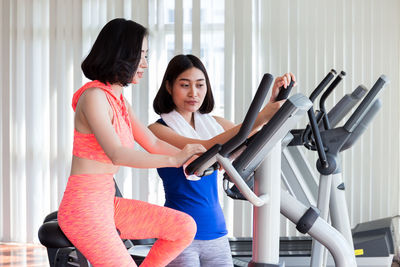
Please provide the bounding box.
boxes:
[1,0,399,243]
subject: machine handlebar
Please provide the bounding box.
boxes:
[219,73,274,157]
[185,73,274,176]
[344,75,388,133]
[276,80,295,101]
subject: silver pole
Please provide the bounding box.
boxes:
[281,190,357,267]
[330,173,353,246]
[251,143,281,265]
[311,174,332,266]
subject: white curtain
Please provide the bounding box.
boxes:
[1,0,399,243]
[226,0,400,237]
[0,0,153,243]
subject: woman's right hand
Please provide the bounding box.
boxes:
[173,144,206,167]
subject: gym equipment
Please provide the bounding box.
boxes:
[131,71,394,267]
[229,77,370,265]
[278,73,394,266]
[226,71,394,266]
[282,83,368,208]
[187,73,359,266]
[186,73,274,177]
[276,79,295,101]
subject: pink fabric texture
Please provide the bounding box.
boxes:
[58,174,196,267]
[72,80,134,163]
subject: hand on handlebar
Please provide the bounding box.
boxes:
[259,73,297,124]
[270,72,297,102]
[173,144,206,167]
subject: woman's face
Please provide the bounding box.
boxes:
[131,37,148,84]
[168,67,207,115]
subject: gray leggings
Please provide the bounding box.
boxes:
[167,235,233,267]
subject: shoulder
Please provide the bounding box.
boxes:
[148,120,168,131]
[81,87,108,100]
[76,87,110,114]
[212,115,235,131]
[155,118,167,126]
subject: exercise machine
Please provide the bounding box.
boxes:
[225,71,394,266]
[127,72,358,266]
[187,73,357,266]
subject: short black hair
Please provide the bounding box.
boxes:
[81,18,148,86]
[153,54,214,114]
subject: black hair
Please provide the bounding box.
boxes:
[81,18,148,86]
[153,54,214,114]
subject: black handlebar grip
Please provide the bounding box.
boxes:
[185,73,274,176]
[344,75,388,133]
[309,69,337,102]
[185,144,221,176]
[276,80,295,101]
[219,73,274,157]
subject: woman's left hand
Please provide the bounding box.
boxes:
[270,72,297,102]
[258,72,297,123]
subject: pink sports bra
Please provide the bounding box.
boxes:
[72,80,135,163]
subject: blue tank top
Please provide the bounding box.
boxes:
[156,119,227,240]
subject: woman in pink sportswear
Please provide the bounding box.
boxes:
[57,18,205,267]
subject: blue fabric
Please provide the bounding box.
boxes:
[156,119,227,240]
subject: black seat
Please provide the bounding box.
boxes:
[38,209,90,267]
[38,216,72,248]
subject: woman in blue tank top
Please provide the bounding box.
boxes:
[148,54,296,267]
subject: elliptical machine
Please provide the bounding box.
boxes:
[186,73,357,266]
[285,72,393,266]
[222,70,391,266]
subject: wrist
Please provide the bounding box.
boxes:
[167,155,177,167]
[260,108,270,124]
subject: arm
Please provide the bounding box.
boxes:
[125,100,184,155]
[148,111,269,150]
[148,116,237,150]
[148,73,296,150]
[80,88,204,169]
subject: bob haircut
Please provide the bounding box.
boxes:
[153,54,214,114]
[81,18,148,87]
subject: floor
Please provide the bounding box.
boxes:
[1,242,399,267]
[0,243,48,267]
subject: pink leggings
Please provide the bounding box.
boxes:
[58,174,196,267]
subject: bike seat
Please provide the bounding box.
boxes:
[38,211,73,248]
